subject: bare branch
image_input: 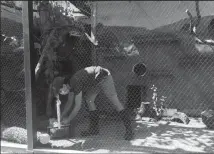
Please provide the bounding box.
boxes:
[185,1,201,35]
[68,1,91,17]
[185,9,195,35]
[195,1,201,27]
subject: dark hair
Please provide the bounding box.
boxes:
[133,63,147,76]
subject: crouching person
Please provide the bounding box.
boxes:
[51,66,134,140]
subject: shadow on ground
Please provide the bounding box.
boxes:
[71,118,214,153]
[45,117,214,153]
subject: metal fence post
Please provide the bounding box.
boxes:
[91,1,97,65]
[22,1,37,152]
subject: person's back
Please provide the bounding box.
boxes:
[69,66,110,94]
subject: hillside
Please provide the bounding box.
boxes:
[154,15,213,37]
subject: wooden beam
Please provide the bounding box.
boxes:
[22,1,37,152]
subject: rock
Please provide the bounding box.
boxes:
[171,112,190,124]
[2,126,47,144]
[201,109,214,129]
[39,134,50,144]
[50,139,84,150]
[2,127,27,144]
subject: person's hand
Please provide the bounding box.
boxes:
[59,84,70,95]
[61,118,70,125]
[49,118,57,127]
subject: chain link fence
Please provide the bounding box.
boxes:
[1,12,26,128]
[1,1,214,153]
[94,1,214,115]
[96,24,214,111]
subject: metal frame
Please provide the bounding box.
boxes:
[91,1,97,65]
[21,1,97,152]
[22,1,37,152]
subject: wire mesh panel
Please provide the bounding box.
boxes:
[0,2,33,148]
[1,2,26,128]
[95,1,214,114]
[1,1,214,153]
[85,1,214,152]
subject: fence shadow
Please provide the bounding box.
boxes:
[71,118,214,153]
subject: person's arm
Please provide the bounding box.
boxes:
[47,81,63,117]
[46,84,54,117]
[61,92,76,119]
[61,91,82,124]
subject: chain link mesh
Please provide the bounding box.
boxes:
[1,12,26,128]
[1,1,214,153]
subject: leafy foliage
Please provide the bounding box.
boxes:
[35,1,89,83]
[2,126,45,144]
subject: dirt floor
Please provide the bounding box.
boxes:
[41,117,214,153]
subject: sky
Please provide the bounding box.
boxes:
[2,1,214,30]
[96,1,214,29]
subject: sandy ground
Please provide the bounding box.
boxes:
[46,117,214,153]
[1,117,214,153]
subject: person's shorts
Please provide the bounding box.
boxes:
[85,74,118,101]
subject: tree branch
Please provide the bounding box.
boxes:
[185,9,195,35]
[195,1,201,27]
[68,1,91,17]
[0,2,38,12]
[186,4,214,52]
[185,1,201,35]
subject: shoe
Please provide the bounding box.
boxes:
[119,109,134,140]
[81,110,99,137]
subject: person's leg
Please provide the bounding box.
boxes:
[100,75,134,140]
[81,86,101,137]
[99,75,124,111]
